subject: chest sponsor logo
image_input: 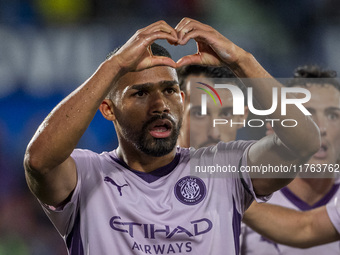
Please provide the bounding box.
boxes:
[110,216,212,239]
[110,216,212,253]
[174,176,206,205]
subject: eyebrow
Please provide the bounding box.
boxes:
[325,107,340,112]
[306,107,340,113]
[130,80,179,90]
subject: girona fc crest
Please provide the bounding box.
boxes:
[174,176,206,205]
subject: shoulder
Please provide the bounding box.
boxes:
[70,149,119,173]
[71,148,113,161]
[188,140,255,157]
[71,148,98,158]
[217,140,255,152]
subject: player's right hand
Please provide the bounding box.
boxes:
[109,20,178,74]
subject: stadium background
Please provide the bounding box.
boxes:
[0,0,339,254]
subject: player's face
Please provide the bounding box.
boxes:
[303,84,340,165]
[113,66,184,157]
[183,75,247,148]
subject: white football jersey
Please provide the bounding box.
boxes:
[241,180,340,255]
[40,141,269,255]
[327,196,340,235]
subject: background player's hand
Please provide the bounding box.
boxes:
[109,20,178,73]
[175,18,247,68]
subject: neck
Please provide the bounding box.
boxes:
[116,144,177,173]
[287,178,335,206]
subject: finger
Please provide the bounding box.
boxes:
[175,17,205,32]
[138,56,177,70]
[167,39,178,46]
[140,20,178,41]
[176,54,202,67]
[147,45,153,56]
[176,18,209,41]
[174,17,192,31]
[150,56,177,68]
[142,30,178,47]
[178,29,215,46]
[175,18,195,42]
[177,27,194,43]
[126,29,177,55]
[140,20,172,33]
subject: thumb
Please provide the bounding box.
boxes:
[176,54,202,67]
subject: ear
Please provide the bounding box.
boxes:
[243,106,249,120]
[180,90,186,104]
[99,99,116,121]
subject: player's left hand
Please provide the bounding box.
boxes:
[174,18,247,68]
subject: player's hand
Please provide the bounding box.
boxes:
[109,20,178,73]
[175,18,247,68]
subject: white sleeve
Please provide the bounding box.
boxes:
[39,168,81,237]
[38,149,97,237]
[326,197,340,234]
[233,141,272,214]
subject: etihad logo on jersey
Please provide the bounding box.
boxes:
[132,241,192,254]
[110,216,212,254]
[109,216,213,239]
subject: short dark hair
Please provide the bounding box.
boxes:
[105,43,173,100]
[106,42,172,60]
[176,65,236,93]
[293,65,337,78]
[286,65,340,91]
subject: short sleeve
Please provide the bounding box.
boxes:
[39,164,81,237]
[226,141,272,214]
[190,140,271,215]
[39,149,99,237]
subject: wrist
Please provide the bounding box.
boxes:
[101,56,128,84]
[229,51,270,78]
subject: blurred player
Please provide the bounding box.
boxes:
[177,65,248,148]
[241,65,340,254]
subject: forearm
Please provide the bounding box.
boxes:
[243,202,340,248]
[305,207,340,248]
[229,51,271,79]
[25,59,122,173]
[233,53,320,159]
[243,202,310,247]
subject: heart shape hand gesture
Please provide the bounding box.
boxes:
[111,18,247,74]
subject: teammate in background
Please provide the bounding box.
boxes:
[242,199,340,248]
[176,65,248,148]
[241,65,340,254]
[24,18,320,254]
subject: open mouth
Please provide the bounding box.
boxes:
[313,143,328,159]
[148,119,173,138]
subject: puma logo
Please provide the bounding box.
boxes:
[104,176,128,196]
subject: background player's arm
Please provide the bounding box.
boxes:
[24,21,178,207]
[243,202,340,248]
[175,18,320,195]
